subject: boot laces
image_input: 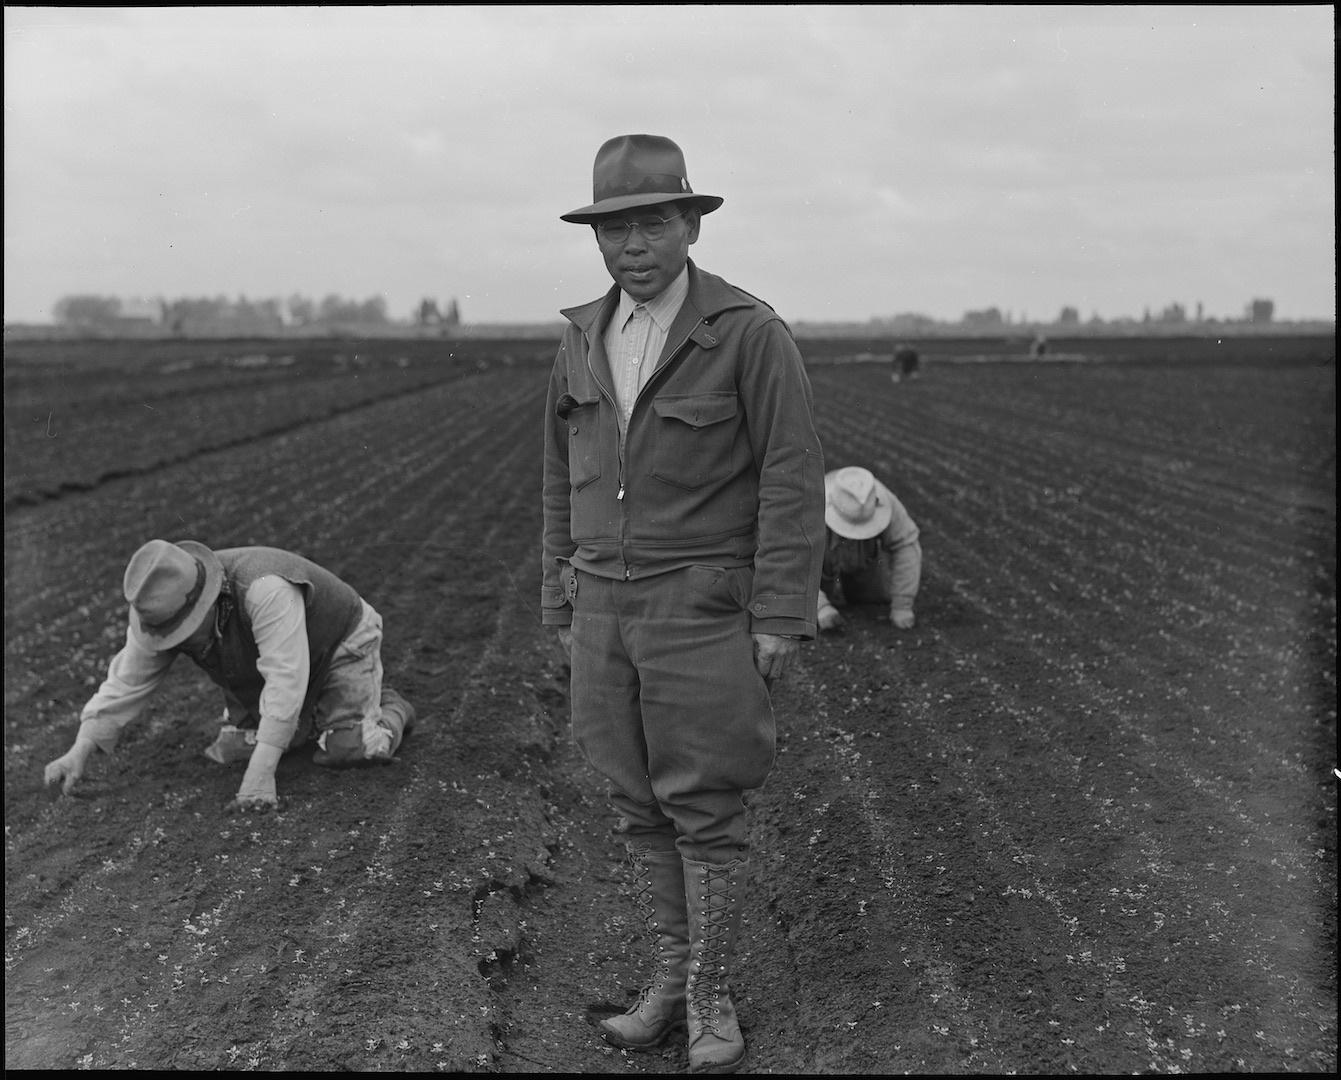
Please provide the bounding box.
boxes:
[688,864,736,1030]
[629,849,682,999]
[630,850,659,933]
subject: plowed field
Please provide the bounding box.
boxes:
[4,335,1336,1073]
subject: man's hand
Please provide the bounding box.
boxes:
[227,742,283,814]
[556,626,573,659]
[43,736,98,795]
[818,603,845,632]
[752,633,799,686]
[890,608,916,630]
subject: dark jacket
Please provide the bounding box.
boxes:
[541,260,825,638]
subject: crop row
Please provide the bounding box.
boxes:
[3,363,555,1071]
[786,359,1335,1070]
[4,347,1334,1072]
[807,361,1335,687]
[4,365,542,666]
[2,342,555,507]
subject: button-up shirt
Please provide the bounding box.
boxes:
[603,265,690,427]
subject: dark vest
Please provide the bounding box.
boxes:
[824,534,882,579]
[177,547,364,724]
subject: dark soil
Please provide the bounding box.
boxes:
[4,341,1336,1073]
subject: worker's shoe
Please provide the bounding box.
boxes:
[203,724,257,765]
[599,847,690,1050]
[312,721,362,767]
[683,857,749,1074]
[313,687,416,766]
[378,687,416,755]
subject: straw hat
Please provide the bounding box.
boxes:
[824,467,893,540]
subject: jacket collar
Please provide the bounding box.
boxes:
[560,259,752,338]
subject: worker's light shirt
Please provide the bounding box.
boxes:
[820,482,922,612]
[78,575,311,753]
[604,265,689,428]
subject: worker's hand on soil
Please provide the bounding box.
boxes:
[43,736,97,795]
[890,608,916,630]
[227,793,278,814]
[228,742,283,813]
[818,604,844,632]
[752,632,798,686]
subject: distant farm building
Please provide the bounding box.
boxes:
[117,298,165,327]
[1247,298,1275,324]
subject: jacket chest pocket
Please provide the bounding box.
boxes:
[557,393,603,490]
[651,392,739,490]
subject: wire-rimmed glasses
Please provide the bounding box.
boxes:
[595,209,686,245]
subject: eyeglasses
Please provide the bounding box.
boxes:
[595,209,686,245]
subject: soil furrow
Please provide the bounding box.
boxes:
[7,345,1334,1073]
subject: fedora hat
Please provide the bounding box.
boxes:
[824,467,893,541]
[124,539,224,651]
[561,134,724,223]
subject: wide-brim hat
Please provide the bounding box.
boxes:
[124,539,224,651]
[824,467,893,540]
[561,133,724,223]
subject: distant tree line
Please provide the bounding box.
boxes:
[47,291,1295,337]
[869,296,1279,334]
[50,293,463,334]
[414,297,461,327]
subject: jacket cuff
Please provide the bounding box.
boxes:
[77,717,120,755]
[746,592,816,637]
[256,715,298,751]
[540,586,571,627]
[750,616,816,640]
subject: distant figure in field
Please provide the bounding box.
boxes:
[42,539,416,813]
[817,467,922,632]
[1030,335,1048,359]
[892,342,921,382]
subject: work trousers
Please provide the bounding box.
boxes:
[564,563,775,863]
[223,600,398,761]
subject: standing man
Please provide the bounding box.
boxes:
[43,539,416,812]
[541,133,825,1074]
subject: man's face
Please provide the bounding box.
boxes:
[179,608,217,661]
[594,201,699,302]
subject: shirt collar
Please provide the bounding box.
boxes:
[616,264,690,332]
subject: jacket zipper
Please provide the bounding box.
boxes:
[586,318,701,499]
[585,319,703,577]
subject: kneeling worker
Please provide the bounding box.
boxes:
[43,539,416,813]
[818,466,923,631]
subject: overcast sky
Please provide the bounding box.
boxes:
[4,5,1334,325]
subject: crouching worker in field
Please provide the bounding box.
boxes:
[42,539,416,813]
[818,466,922,632]
[892,342,920,382]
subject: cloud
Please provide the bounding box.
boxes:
[4,4,1334,323]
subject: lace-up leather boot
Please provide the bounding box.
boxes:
[683,857,748,1073]
[599,847,690,1049]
